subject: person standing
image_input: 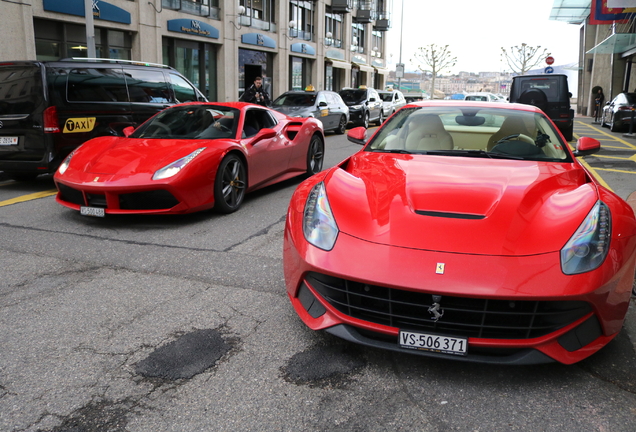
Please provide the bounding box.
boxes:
[241,76,271,106]
[594,88,605,122]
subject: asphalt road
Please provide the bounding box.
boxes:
[0,120,635,432]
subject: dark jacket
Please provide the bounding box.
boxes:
[241,84,270,106]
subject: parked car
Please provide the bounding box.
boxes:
[0,59,206,181]
[508,74,574,141]
[464,92,499,102]
[338,87,383,128]
[271,89,349,134]
[600,92,636,132]
[54,102,325,216]
[284,100,636,365]
[377,89,406,118]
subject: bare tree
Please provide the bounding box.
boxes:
[411,44,456,99]
[501,43,551,75]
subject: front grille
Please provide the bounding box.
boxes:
[57,183,85,206]
[306,272,592,340]
[86,193,106,207]
[119,190,179,210]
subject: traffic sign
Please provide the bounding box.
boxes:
[546,56,555,65]
[544,66,554,74]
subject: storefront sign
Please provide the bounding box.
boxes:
[325,49,345,61]
[352,55,368,65]
[290,43,316,56]
[43,0,131,24]
[241,33,276,49]
[167,19,219,39]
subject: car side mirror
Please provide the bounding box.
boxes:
[318,101,327,107]
[250,127,277,143]
[123,126,135,137]
[369,98,376,102]
[347,127,367,145]
[573,136,601,157]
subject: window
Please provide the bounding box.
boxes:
[352,23,365,53]
[67,68,129,103]
[240,0,275,24]
[170,73,198,103]
[325,8,343,49]
[371,31,382,56]
[124,69,171,104]
[290,1,314,41]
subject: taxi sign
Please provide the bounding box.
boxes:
[63,117,97,133]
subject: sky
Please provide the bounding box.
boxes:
[386,0,582,74]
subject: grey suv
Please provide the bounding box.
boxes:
[338,87,383,128]
[271,90,349,134]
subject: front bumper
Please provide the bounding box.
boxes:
[283,222,633,364]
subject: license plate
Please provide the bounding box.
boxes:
[399,330,468,356]
[80,206,105,217]
[0,137,18,145]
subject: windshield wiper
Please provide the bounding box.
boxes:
[370,148,413,154]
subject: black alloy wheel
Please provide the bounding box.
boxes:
[336,115,347,134]
[214,154,246,213]
[363,112,369,129]
[610,114,620,132]
[305,135,325,177]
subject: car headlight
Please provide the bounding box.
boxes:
[351,105,363,110]
[303,182,339,251]
[561,201,611,275]
[58,150,75,175]
[152,147,206,180]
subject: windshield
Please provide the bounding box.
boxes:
[367,106,571,162]
[273,93,316,107]
[465,95,488,101]
[132,105,239,139]
[379,93,393,102]
[339,90,366,104]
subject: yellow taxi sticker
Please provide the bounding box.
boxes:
[320,109,328,117]
[63,117,96,133]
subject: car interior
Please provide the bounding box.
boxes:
[369,107,568,160]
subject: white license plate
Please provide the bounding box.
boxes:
[0,137,18,145]
[80,206,105,217]
[399,330,467,356]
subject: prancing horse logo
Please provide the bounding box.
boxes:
[428,295,444,321]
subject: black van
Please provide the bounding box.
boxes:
[0,59,206,180]
[509,74,574,141]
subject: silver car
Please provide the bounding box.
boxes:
[378,89,407,118]
[271,90,349,134]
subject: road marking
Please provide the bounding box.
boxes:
[0,189,57,207]
[575,121,636,149]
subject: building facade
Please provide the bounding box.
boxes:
[1,0,393,102]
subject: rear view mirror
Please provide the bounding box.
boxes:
[123,126,135,137]
[573,136,601,157]
[347,127,367,145]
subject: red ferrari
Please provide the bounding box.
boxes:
[54,102,325,216]
[284,101,636,365]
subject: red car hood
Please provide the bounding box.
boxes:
[325,152,599,256]
[75,136,210,175]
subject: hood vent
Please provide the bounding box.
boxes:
[415,210,485,220]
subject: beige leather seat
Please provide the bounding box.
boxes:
[404,115,454,151]
[487,116,534,151]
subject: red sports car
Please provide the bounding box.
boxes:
[54,102,325,216]
[284,101,636,365]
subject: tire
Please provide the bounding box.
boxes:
[376,110,384,126]
[335,115,347,134]
[214,154,246,214]
[362,112,369,129]
[305,135,324,177]
[610,115,620,132]
[600,112,607,127]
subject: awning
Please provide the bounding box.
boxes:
[352,63,374,73]
[549,0,590,24]
[325,58,351,70]
[375,67,390,75]
[586,33,636,54]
